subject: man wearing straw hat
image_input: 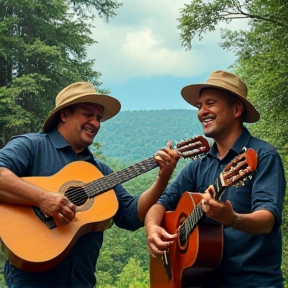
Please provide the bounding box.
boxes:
[145,71,286,287]
[0,82,180,287]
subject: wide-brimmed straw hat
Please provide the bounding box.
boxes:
[181,70,260,123]
[42,82,121,132]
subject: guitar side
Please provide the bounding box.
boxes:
[0,161,118,272]
[150,192,223,288]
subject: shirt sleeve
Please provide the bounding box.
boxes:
[0,135,33,176]
[251,149,286,228]
[158,162,196,211]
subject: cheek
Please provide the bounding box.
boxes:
[197,111,201,121]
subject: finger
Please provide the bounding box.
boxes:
[148,243,165,256]
[154,150,171,163]
[61,206,76,222]
[55,212,70,226]
[201,199,210,213]
[67,201,76,212]
[161,231,178,242]
[167,140,173,149]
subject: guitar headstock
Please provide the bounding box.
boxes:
[220,147,258,189]
[175,135,210,160]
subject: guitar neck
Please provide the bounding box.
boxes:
[83,135,210,199]
[179,175,223,244]
[84,157,158,198]
[213,177,226,201]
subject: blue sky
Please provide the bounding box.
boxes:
[87,0,241,111]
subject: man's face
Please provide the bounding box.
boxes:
[196,89,239,141]
[61,103,104,153]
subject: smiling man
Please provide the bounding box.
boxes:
[0,82,180,288]
[145,71,286,288]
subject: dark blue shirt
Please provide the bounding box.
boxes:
[158,127,286,288]
[0,129,143,288]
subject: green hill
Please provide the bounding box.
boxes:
[95,109,204,164]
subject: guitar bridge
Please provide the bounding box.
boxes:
[32,206,57,229]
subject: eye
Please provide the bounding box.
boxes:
[206,100,215,106]
[195,103,201,110]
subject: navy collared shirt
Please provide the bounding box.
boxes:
[0,129,143,288]
[158,127,286,288]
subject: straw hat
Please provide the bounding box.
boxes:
[181,70,260,123]
[42,82,121,132]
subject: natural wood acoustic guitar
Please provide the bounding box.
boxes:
[149,148,258,288]
[0,136,209,273]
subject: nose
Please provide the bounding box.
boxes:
[197,104,209,121]
[89,116,101,128]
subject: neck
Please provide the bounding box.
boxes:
[214,126,243,159]
[57,125,86,154]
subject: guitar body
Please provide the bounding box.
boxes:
[0,161,118,272]
[150,192,223,288]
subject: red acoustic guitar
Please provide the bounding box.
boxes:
[149,148,258,288]
[0,136,209,273]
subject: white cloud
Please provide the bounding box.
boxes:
[87,0,244,85]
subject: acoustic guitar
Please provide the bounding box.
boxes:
[149,148,258,288]
[0,135,209,273]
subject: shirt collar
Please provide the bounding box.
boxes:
[47,128,71,149]
[47,129,94,159]
[230,126,252,154]
[207,126,252,158]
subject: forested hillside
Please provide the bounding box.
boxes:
[95,109,203,164]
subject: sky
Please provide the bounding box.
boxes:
[87,0,239,111]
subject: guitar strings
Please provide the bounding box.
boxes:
[178,204,203,242]
[63,141,208,206]
[64,157,158,205]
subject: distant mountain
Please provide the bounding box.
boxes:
[94,109,204,164]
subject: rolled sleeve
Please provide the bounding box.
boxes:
[252,150,286,228]
[158,163,196,211]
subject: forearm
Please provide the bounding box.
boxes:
[145,203,166,227]
[0,167,44,206]
[137,175,171,221]
[226,209,275,234]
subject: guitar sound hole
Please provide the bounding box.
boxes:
[65,186,88,206]
[179,235,186,247]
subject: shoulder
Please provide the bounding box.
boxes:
[3,132,48,150]
[10,132,48,144]
[249,136,280,159]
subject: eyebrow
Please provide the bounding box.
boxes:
[80,105,104,114]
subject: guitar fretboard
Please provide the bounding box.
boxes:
[84,157,158,198]
[178,176,226,244]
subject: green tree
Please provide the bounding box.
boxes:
[115,258,149,288]
[178,0,288,149]
[0,0,121,146]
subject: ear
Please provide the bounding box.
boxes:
[234,101,244,119]
[59,108,69,122]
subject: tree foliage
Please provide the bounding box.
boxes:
[178,0,288,150]
[0,0,121,146]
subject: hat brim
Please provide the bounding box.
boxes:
[181,83,260,123]
[42,93,121,132]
